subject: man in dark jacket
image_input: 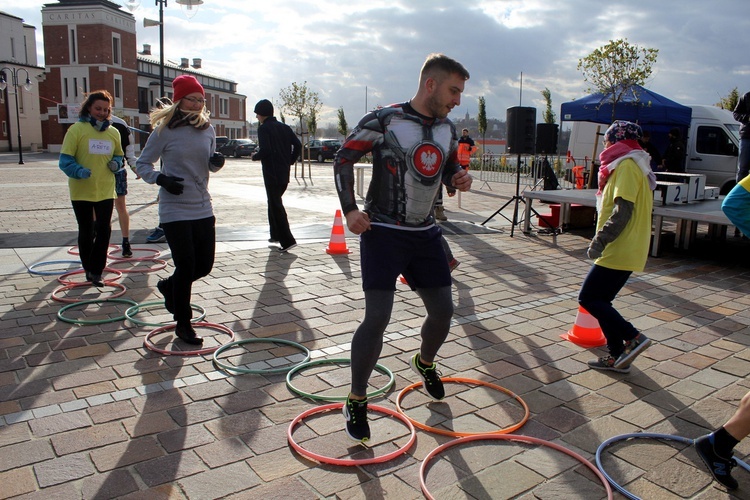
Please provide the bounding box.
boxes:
[733,90,750,183]
[252,99,302,252]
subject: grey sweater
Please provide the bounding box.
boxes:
[136,124,217,224]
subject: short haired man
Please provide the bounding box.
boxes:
[333,53,472,442]
[251,99,302,253]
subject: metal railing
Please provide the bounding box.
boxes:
[471,153,578,190]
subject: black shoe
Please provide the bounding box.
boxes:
[410,353,445,400]
[278,242,297,253]
[174,322,203,345]
[86,272,104,287]
[695,434,738,490]
[156,279,174,314]
[121,240,133,258]
[342,396,370,442]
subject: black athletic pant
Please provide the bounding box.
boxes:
[265,182,295,248]
[71,199,114,276]
[161,216,216,323]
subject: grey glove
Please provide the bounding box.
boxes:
[107,160,120,172]
[587,238,604,259]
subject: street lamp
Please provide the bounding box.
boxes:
[124,0,204,101]
[0,67,32,165]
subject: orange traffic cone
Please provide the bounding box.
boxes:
[326,210,351,255]
[560,305,606,348]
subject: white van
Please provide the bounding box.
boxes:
[685,105,740,194]
[564,105,740,194]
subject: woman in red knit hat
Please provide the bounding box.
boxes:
[136,74,225,345]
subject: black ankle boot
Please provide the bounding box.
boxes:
[175,322,203,345]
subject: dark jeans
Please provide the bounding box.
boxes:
[265,182,295,247]
[162,216,215,323]
[578,264,639,358]
[71,199,114,275]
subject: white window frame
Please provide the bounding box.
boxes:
[69,25,78,64]
[113,75,123,109]
[112,33,121,66]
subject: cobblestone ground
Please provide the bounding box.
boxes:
[2,152,750,499]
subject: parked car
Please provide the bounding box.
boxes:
[215,136,229,152]
[301,139,342,162]
[219,139,257,158]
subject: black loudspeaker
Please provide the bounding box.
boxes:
[506,106,536,154]
[535,123,559,154]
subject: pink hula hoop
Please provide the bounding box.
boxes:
[51,281,127,303]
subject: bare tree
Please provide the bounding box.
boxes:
[279,81,322,161]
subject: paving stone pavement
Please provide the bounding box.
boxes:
[2,152,750,498]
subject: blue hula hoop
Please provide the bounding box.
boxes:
[596,432,750,500]
[28,260,82,276]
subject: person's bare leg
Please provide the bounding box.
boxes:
[114,195,129,238]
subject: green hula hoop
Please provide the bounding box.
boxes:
[286,357,395,402]
[125,300,206,327]
[213,338,311,375]
[57,298,139,325]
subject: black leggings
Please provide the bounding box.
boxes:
[161,216,216,323]
[350,286,454,396]
[71,199,114,275]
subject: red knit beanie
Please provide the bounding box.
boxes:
[172,75,205,102]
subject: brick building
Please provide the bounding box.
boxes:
[38,0,246,152]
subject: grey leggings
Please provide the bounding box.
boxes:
[350,286,454,396]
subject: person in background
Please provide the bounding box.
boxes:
[136,75,225,345]
[251,99,302,253]
[661,127,686,173]
[58,90,124,287]
[110,114,139,258]
[638,130,661,172]
[733,90,750,183]
[333,53,472,442]
[437,128,476,221]
[456,127,476,170]
[581,120,656,373]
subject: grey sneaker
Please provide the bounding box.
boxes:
[614,334,652,368]
[588,355,631,373]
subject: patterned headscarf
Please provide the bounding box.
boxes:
[604,120,642,144]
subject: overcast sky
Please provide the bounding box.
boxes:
[3,0,750,129]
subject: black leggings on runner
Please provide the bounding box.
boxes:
[350,286,454,396]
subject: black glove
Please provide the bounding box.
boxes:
[156,174,185,195]
[209,152,225,172]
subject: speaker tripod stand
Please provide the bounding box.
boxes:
[480,153,554,237]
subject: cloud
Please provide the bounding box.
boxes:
[3,0,750,128]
